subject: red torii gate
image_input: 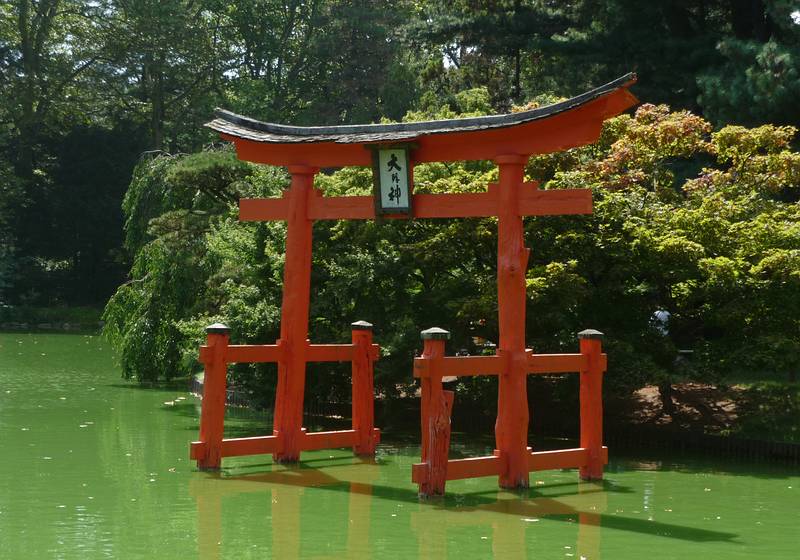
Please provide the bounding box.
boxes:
[191,74,638,491]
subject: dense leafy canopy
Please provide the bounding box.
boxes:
[103,105,799,411]
[1,1,798,409]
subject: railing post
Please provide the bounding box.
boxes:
[579,329,605,480]
[198,323,230,470]
[351,320,377,455]
[419,327,453,497]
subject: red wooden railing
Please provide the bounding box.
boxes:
[191,321,380,470]
[412,327,607,496]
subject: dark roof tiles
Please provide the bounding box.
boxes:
[207,73,637,145]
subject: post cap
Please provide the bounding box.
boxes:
[351,320,373,330]
[205,323,231,335]
[421,327,450,340]
[578,329,604,340]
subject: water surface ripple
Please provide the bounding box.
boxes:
[1,334,797,559]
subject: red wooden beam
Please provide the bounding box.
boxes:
[411,454,506,483]
[191,435,282,459]
[239,187,594,224]
[300,429,381,451]
[528,353,586,374]
[528,447,608,471]
[226,344,282,363]
[223,435,281,457]
[413,355,503,377]
[415,352,607,378]
[444,454,505,480]
[411,447,611,483]
[518,188,593,216]
[413,192,496,218]
[440,355,504,377]
[309,194,374,220]
[306,344,354,362]
[240,197,289,221]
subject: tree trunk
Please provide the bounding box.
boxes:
[659,381,675,418]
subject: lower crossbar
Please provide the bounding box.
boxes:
[411,446,609,484]
[191,428,382,460]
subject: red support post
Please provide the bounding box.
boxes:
[197,323,230,470]
[494,154,531,489]
[273,165,317,462]
[419,327,453,497]
[579,329,605,480]
[351,321,377,455]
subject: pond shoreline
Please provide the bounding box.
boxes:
[190,375,800,465]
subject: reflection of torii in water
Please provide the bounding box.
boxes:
[189,459,736,560]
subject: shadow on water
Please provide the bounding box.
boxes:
[188,456,739,560]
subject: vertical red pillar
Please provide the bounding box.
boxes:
[351,320,377,455]
[419,327,453,497]
[494,154,531,489]
[579,329,605,480]
[198,323,230,470]
[273,165,317,462]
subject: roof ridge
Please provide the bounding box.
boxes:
[208,73,637,142]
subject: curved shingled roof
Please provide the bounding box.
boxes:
[207,73,637,145]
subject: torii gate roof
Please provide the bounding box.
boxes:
[208,73,638,167]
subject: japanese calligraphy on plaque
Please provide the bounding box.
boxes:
[371,145,413,216]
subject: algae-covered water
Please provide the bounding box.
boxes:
[1,333,797,559]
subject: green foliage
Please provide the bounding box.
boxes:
[0,162,22,300]
[104,151,287,383]
[734,382,800,443]
[106,104,799,408]
[5,0,800,312]
[699,31,800,126]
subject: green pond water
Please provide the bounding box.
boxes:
[1,333,798,559]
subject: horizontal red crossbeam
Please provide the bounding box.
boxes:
[240,185,592,223]
[302,428,381,451]
[190,435,278,459]
[413,352,607,378]
[199,343,379,365]
[227,345,282,363]
[411,446,609,483]
[190,428,382,459]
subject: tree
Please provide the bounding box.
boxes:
[105,101,800,417]
[104,0,227,151]
[698,2,800,126]
[1,0,107,179]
